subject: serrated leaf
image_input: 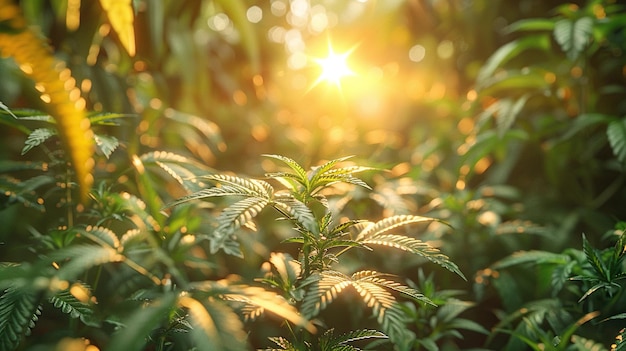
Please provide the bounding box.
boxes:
[359,234,465,279]
[205,174,273,199]
[79,226,120,249]
[331,329,388,344]
[49,285,99,327]
[21,128,55,155]
[273,194,319,235]
[140,151,213,193]
[353,271,435,306]
[263,154,309,187]
[211,197,270,253]
[355,215,438,241]
[301,271,352,318]
[350,279,412,347]
[94,134,119,159]
[607,119,626,164]
[554,17,593,60]
[582,234,609,281]
[0,287,42,351]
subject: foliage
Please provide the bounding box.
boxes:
[0,0,626,350]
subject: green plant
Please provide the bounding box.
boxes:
[165,154,466,350]
[480,228,626,349]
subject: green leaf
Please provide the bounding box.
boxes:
[78,226,120,249]
[582,234,609,281]
[140,151,214,193]
[359,234,465,279]
[607,118,626,164]
[504,18,555,34]
[476,35,551,87]
[350,276,413,348]
[0,287,42,351]
[273,194,319,236]
[265,336,296,350]
[554,17,593,60]
[301,271,351,319]
[263,154,309,188]
[21,128,55,155]
[105,293,178,351]
[335,329,388,344]
[49,284,99,327]
[211,197,270,253]
[0,101,16,118]
[355,215,438,241]
[352,271,435,306]
[94,134,119,159]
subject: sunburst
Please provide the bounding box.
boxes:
[311,42,357,90]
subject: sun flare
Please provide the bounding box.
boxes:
[312,44,356,89]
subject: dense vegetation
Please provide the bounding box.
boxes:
[0,0,625,350]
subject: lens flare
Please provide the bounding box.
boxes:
[311,43,356,89]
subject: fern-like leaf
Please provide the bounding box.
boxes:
[350,277,412,347]
[49,284,99,327]
[263,154,309,187]
[608,119,626,164]
[582,234,609,281]
[79,226,121,250]
[0,287,42,351]
[211,197,270,253]
[273,194,319,235]
[328,328,388,345]
[301,271,352,318]
[205,174,273,199]
[140,151,212,193]
[94,134,119,159]
[359,234,465,279]
[264,336,297,351]
[352,271,434,306]
[21,128,54,155]
[355,215,438,241]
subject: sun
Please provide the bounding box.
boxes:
[311,43,356,89]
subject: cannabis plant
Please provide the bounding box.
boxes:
[165,154,466,350]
